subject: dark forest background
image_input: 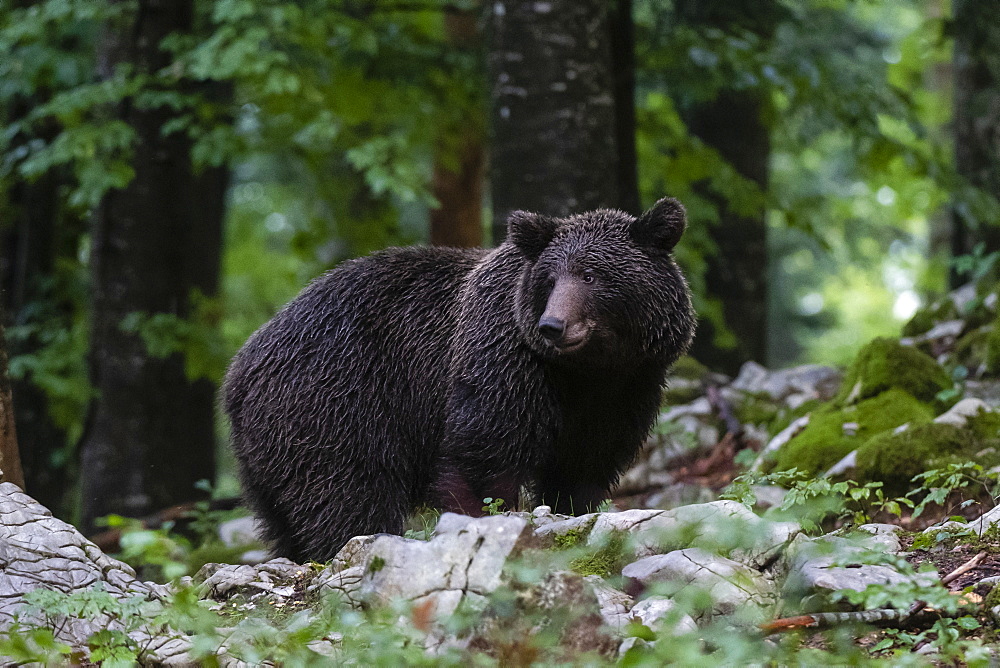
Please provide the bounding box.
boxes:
[1,0,998,530]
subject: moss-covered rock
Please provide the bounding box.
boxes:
[854,404,1000,495]
[986,314,1000,376]
[855,423,971,496]
[773,388,935,475]
[833,337,952,408]
[669,355,710,381]
[902,300,959,338]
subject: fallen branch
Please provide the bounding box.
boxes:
[705,384,744,441]
[760,550,988,633]
[901,550,986,623]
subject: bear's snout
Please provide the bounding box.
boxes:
[537,315,566,341]
[539,277,591,350]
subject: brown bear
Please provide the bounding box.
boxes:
[223,198,696,562]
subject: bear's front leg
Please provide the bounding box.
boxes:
[434,466,522,516]
[434,361,555,516]
[539,467,610,515]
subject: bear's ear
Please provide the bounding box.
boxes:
[507,210,559,261]
[630,197,687,252]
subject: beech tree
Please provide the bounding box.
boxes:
[674,0,785,374]
[488,0,626,241]
[0,308,25,490]
[951,0,1000,282]
[78,1,226,531]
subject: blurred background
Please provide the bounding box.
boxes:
[0,0,996,529]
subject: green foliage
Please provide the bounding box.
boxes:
[725,468,904,533]
[774,388,934,475]
[830,555,988,661]
[569,530,628,578]
[98,498,258,583]
[907,462,1000,521]
[0,624,72,665]
[6,260,93,448]
[634,1,962,362]
[404,506,441,541]
[481,497,505,516]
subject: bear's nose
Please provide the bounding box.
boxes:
[537,316,566,341]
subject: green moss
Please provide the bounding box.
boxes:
[569,531,627,578]
[661,384,705,405]
[954,327,989,370]
[968,407,1000,441]
[984,584,1000,613]
[669,355,710,381]
[986,314,1000,376]
[552,516,597,550]
[774,388,935,475]
[902,300,959,337]
[902,308,937,338]
[908,531,938,551]
[734,393,781,429]
[855,423,972,495]
[368,556,386,574]
[834,337,952,408]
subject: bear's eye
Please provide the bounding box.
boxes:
[581,270,595,284]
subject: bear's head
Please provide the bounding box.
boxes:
[508,198,695,369]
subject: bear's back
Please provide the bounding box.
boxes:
[223,245,488,505]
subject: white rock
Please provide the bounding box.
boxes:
[622,548,776,622]
[784,534,935,597]
[587,501,799,569]
[629,597,697,635]
[218,516,262,547]
[751,415,810,472]
[822,450,857,478]
[933,397,992,427]
[360,513,530,611]
[583,575,634,632]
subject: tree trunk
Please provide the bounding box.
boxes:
[488,0,620,242]
[674,0,777,374]
[684,90,770,373]
[430,10,485,248]
[79,0,225,532]
[951,0,1000,285]
[609,0,640,216]
[0,309,25,490]
[1,94,81,514]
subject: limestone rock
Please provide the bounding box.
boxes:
[622,548,776,623]
[0,482,190,663]
[783,533,935,600]
[587,500,799,569]
[359,513,532,619]
[629,596,697,635]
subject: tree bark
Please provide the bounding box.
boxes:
[675,0,777,374]
[0,92,80,515]
[684,90,770,373]
[430,10,485,248]
[609,0,640,216]
[0,311,25,490]
[488,0,620,242]
[951,0,1000,285]
[79,0,225,532]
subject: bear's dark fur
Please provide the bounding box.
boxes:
[223,198,696,561]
